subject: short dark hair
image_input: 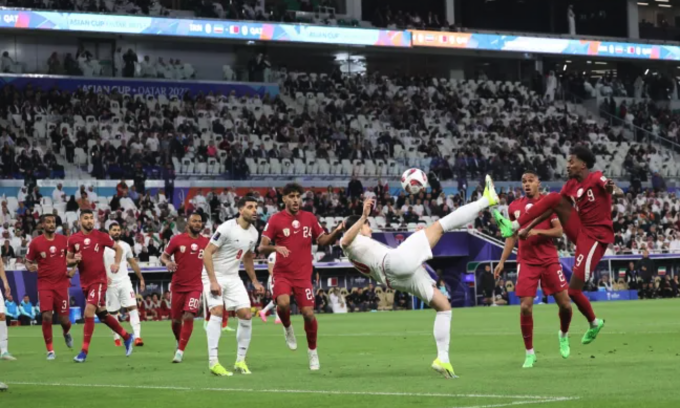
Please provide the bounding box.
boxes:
[40,214,56,223]
[237,196,258,209]
[283,183,304,196]
[108,222,120,231]
[344,215,366,230]
[188,212,204,222]
[570,146,596,169]
[80,209,94,217]
[522,169,539,178]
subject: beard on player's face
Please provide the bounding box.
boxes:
[111,231,121,240]
[82,221,94,231]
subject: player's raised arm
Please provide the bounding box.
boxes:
[202,243,221,296]
[340,198,373,248]
[317,219,344,247]
[527,217,564,239]
[242,251,264,294]
[127,257,146,293]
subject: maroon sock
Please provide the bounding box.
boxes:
[62,321,72,335]
[520,314,533,350]
[171,321,182,342]
[516,192,562,227]
[277,306,291,328]
[559,307,573,334]
[178,319,194,352]
[82,317,95,353]
[222,313,229,329]
[569,289,596,323]
[103,314,131,341]
[304,318,318,350]
[42,320,53,352]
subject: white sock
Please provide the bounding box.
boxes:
[129,309,141,339]
[433,310,452,364]
[0,320,7,354]
[559,331,568,338]
[113,331,121,341]
[512,220,520,230]
[590,319,599,328]
[526,348,535,355]
[262,301,276,314]
[439,197,490,232]
[236,318,252,363]
[207,314,222,366]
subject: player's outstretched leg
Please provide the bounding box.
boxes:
[0,313,15,361]
[233,308,253,374]
[259,301,276,323]
[42,311,56,360]
[568,280,605,345]
[425,175,499,248]
[276,294,298,350]
[494,193,574,239]
[554,290,572,359]
[518,298,536,368]
[98,310,134,356]
[206,306,233,376]
[429,288,456,379]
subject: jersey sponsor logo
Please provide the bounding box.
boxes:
[40,251,46,258]
[283,228,290,237]
[180,245,186,253]
[292,220,300,229]
[577,188,584,198]
[84,238,91,246]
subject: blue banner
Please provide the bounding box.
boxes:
[0,73,279,98]
[509,289,639,305]
[374,231,470,257]
[0,9,410,47]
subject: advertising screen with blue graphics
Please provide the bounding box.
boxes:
[0,9,410,47]
[410,30,680,61]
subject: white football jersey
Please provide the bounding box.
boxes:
[267,252,276,265]
[104,240,134,285]
[204,219,259,279]
[341,234,390,287]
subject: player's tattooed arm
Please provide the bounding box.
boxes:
[242,251,264,294]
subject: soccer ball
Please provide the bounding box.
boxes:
[401,168,428,195]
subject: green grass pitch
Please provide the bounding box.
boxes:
[1,300,679,408]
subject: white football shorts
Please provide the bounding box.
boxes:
[106,279,137,312]
[203,278,251,311]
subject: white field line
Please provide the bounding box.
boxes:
[447,398,578,408]
[6,382,578,402]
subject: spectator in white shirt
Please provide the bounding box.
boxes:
[52,183,66,203]
[413,199,424,217]
[146,134,159,152]
[86,185,98,203]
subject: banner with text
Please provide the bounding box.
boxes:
[410,30,680,61]
[0,9,410,47]
[0,74,279,98]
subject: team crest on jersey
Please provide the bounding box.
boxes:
[283,228,290,237]
[40,252,46,258]
[577,188,584,198]
[74,244,80,251]
[49,246,56,254]
[514,210,521,219]
[191,243,198,252]
[292,220,300,229]
[180,245,186,253]
[84,238,91,246]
